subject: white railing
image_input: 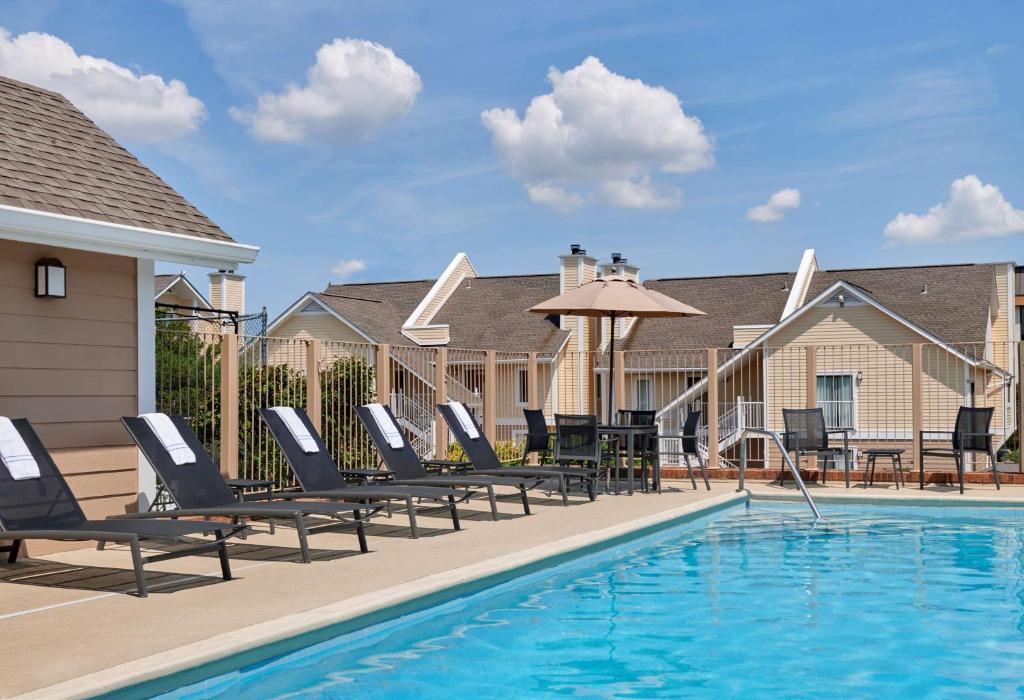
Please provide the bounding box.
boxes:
[391,391,435,455]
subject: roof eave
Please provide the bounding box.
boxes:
[0,203,259,268]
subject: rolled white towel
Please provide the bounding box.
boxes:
[269,406,319,454]
[140,413,196,466]
[448,401,479,440]
[0,417,40,480]
[365,403,404,449]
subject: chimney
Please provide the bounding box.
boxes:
[208,269,246,314]
[558,243,598,333]
[599,252,639,281]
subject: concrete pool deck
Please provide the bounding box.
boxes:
[6,480,1024,698]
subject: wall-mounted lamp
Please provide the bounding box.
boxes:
[855,371,863,382]
[35,258,66,298]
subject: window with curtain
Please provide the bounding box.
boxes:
[515,369,529,406]
[634,378,653,411]
[817,373,855,429]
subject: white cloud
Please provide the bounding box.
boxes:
[331,259,367,279]
[230,38,421,144]
[884,175,1024,244]
[525,183,584,214]
[747,188,801,222]
[481,56,712,211]
[0,27,204,143]
[599,177,681,210]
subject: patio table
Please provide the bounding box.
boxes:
[598,424,660,495]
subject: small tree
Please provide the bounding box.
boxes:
[321,356,377,468]
[154,315,221,454]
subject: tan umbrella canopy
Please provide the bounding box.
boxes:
[529,276,705,423]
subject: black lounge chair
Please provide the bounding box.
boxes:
[0,418,244,597]
[438,402,597,505]
[122,415,369,562]
[355,404,532,520]
[919,406,1000,494]
[259,407,466,538]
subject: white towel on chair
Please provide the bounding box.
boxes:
[365,403,404,449]
[269,407,319,454]
[448,401,480,440]
[141,413,196,466]
[0,417,40,480]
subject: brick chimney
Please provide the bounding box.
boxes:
[208,270,245,314]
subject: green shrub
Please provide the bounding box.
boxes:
[447,440,522,465]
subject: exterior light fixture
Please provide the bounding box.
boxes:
[35,258,66,298]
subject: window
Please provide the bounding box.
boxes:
[816,373,855,429]
[634,378,653,411]
[515,369,529,407]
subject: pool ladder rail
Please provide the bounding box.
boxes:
[737,428,822,519]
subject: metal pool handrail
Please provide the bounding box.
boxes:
[737,427,821,519]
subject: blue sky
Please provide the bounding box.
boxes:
[1,1,1022,317]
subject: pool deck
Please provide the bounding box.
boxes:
[6,479,1024,699]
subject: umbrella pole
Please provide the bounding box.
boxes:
[608,312,616,425]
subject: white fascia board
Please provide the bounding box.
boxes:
[781,248,817,319]
[0,204,259,268]
[402,252,476,329]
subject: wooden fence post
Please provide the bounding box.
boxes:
[219,332,239,479]
[614,351,626,413]
[707,348,719,470]
[376,343,391,406]
[484,350,497,442]
[305,339,322,434]
[527,352,539,411]
[434,348,448,459]
[805,345,817,472]
[912,343,923,488]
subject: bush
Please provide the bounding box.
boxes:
[447,440,522,465]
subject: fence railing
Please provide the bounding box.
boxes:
[156,331,1023,483]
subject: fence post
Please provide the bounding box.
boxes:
[912,343,923,488]
[614,351,626,413]
[434,347,448,459]
[805,345,817,472]
[1018,341,1023,473]
[527,352,539,410]
[707,348,719,470]
[306,339,322,435]
[376,343,391,406]
[484,350,497,442]
[219,332,239,479]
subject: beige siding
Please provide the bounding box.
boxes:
[403,326,450,345]
[267,311,369,367]
[734,325,771,348]
[0,239,139,553]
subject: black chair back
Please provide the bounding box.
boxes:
[355,405,428,479]
[680,410,701,456]
[259,408,347,492]
[617,410,656,426]
[554,414,601,464]
[122,416,238,509]
[523,409,551,452]
[782,408,828,452]
[952,406,994,452]
[438,403,502,470]
[0,419,87,531]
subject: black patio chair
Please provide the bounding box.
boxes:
[259,407,466,537]
[781,408,852,487]
[657,410,710,491]
[355,404,532,520]
[521,408,555,466]
[0,418,244,597]
[553,414,618,489]
[122,415,369,562]
[919,406,1000,494]
[438,403,597,505]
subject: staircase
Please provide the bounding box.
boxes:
[390,391,434,456]
[657,398,763,468]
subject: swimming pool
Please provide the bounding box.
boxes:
[150,502,1024,698]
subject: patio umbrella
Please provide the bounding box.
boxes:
[529,276,705,423]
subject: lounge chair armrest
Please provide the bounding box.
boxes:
[2,529,139,544]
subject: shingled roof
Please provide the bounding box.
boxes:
[0,75,233,242]
[316,280,436,345]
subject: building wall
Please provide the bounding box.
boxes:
[0,239,139,553]
[415,256,474,325]
[268,309,370,367]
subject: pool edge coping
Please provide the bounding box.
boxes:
[749,490,1024,508]
[22,491,747,700]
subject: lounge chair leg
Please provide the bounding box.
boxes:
[697,452,711,491]
[129,537,148,598]
[587,477,596,501]
[215,530,233,580]
[559,476,569,506]
[295,514,311,563]
[520,486,532,515]
[990,448,1001,490]
[355,518,369,554]
[406,497,420,539]
[448,494,461,530]
[919,445,925,490]
[96,540,106,551]
[487,486,499,520]
[7,539,20,564]
[954,450,965,495]
[685,455,697,490]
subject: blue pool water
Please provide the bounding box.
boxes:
[154,502,1024,698]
